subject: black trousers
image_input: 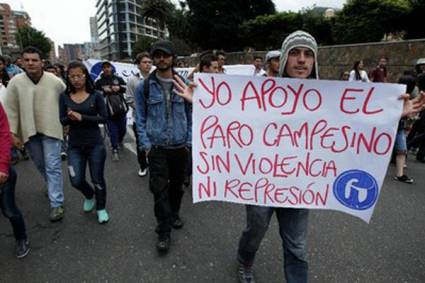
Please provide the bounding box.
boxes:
[407,118,425,160]
[148,147,187,237]
[132,123,148,170]
[0,167,27,240]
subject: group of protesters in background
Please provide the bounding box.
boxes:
[1,30,425,283]
[336,56,425,184]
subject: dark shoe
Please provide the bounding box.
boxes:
[61,152,67,161]
[21,151,29,160]
[49,206,64,222]
[394,175,414,184]
[183,175,191,187]
[171,215,184,229]
[156,236,170,253]
[16,239,30,259]
[238,263,255,283]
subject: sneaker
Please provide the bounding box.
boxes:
[97,209,109,224]
[83,198,95,212]
[156,236,170,253]
[49,206,64,222]
[238,263,255,283]
[112,150,119,162]
[21,150,29,160]
[138,168,148,177]
[171,215,184,229]
[15,239,30,259]
[394,175,414,184]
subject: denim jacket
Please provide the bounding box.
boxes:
[134,71,192,151]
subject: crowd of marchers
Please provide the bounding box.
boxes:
[1,30,425,283]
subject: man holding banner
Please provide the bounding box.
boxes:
[236,30,317,283]
[175,30,425,283]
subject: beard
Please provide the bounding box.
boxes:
[155,60,172,71]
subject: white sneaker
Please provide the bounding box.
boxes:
[138,168,147,177]
[112,150,120,161]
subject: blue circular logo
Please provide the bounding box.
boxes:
[89,62,116,81]
[333,169,378,210]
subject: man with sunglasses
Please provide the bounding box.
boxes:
[134,40,192,253]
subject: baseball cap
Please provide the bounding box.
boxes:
[265,50,281,62]
[416,58,425,66]
[150,40,175,57]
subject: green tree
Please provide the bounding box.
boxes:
[300,9,334,45]
[333,0,409,43]
[185,0,276,51]
[15,26,51,57]
[166,4,193,54]
[132,36,156,55]
[141,0,174,30]
[239,9,334,50]
[404,0,425,39]
[239,12,303,50]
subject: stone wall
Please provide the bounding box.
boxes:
[318,39,425,81]
[182,39,425,82]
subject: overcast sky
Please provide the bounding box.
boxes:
[2,0,345,49]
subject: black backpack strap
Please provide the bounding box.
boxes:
[143,71,157,112]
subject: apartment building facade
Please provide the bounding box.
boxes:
[95,0,168,60]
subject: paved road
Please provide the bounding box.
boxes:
[1,133,424,282]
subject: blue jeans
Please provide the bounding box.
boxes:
[67,143,107,210]
[0,167,27,240]
[238,205,309,283]
[107,115,127,150]
[394,129,407,154]
[25,134,64,208]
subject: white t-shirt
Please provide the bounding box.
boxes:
[349,70,370,82]
[254,69,266,77]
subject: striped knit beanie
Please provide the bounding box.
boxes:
[278,30,319,79]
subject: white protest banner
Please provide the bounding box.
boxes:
[192,73,405,223]
[83,60,255,125]
[83,59,255,82]
[223,64,256,76]
[84,59,139,82]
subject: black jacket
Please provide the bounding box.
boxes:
[94,73,126,96]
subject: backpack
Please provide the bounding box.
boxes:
[106,92,129,118]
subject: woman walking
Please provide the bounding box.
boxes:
[0,102,30,258]
[59,61,109,223]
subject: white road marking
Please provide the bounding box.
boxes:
[124,142,137,155]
